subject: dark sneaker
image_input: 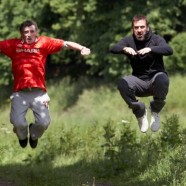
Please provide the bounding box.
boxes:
[29,136,38,148]
[19,138,28,148]
[29,123,38,148]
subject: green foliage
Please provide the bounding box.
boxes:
[160,114,182,147]
[165,32,186,74]
[1,0,186,85]
[146,1,181,36]
[0,76,186,185]
[0,57,13,85]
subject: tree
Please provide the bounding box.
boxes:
[0,0,186,85]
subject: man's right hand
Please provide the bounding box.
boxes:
[123,47,137,55]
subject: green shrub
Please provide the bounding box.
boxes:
[165,32,186,74]
[160,114,182,147]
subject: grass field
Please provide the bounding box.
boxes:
[0,75,185,186]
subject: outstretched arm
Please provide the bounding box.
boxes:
[64,41,91,56]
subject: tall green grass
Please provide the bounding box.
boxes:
[0,75,185,186]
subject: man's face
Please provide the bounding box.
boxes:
[133,19,149,41]
[21,25,37,44]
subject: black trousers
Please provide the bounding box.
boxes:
[117,72,169,118]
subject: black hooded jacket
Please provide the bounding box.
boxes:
[109,29,173,80]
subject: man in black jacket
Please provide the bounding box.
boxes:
[109,15,173,133]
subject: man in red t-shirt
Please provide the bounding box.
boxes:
[0,20,91,148]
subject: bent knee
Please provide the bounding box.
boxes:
[117,78,129,91]
[10,117,26,128]
[154,74,169,88]
[36,118,51,129]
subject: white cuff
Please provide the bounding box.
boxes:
[63,41,68,47]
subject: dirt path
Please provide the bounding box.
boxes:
[0,179,113,186]
[0,180,16,186]
[0,181,113,186]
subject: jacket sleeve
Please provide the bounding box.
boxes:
[150,36,173,56]
[109,38,128,54]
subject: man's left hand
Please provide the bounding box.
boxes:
[137,47,151,55]
[81,47,91,56]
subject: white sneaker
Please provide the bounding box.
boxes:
[137,109,148,133]
[150,112,160,132]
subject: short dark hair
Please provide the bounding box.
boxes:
[132,15,149,27]
[19,20,38,32]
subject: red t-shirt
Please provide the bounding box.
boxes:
[0,36,64,92]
